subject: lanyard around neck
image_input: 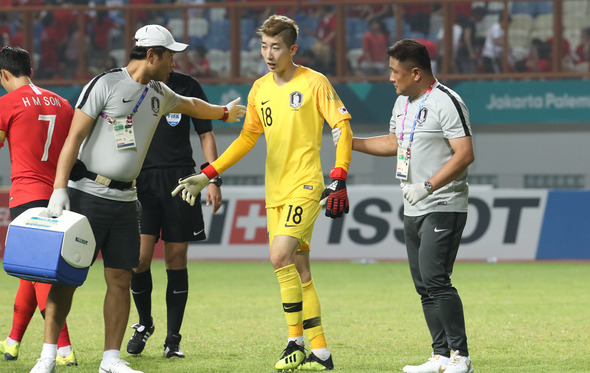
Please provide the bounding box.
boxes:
[398,80,437,145]
[100,86,149,123]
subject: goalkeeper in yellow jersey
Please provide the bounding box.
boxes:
[172,14,352,371]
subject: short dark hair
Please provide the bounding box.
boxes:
[0,46,32,78]
[257,15,299,47]
[129,45,168,60]
[387,39,433,74]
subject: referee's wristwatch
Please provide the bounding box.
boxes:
[201,162,222,187]
[209,177,223,187]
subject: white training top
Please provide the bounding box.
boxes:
[70,67,181,201]
[389,81,472,217]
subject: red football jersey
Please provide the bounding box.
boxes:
[0,84,73,208]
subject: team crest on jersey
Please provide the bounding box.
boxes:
[290,91,303,108]
[417,107,428,124]
[166,113,182,126]
[151,97,160,115]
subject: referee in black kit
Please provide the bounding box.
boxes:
[127,70,223,358]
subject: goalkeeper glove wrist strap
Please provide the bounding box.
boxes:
[329,167,347,180]
[200,162,219,179]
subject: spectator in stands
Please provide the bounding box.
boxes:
[359,18,389,75]
[10,23,23,48]
[546,31,576,71]
[575,27,590,65]
[456,7,485,74]
[436,17,462,73]
[515,38,552,73]
[130,0,154,23]
[0,13,11,42]
[191,45,211,77]
[63,23,87,79]
[182,0,206,18]
[350,4,394,23]
[38,13,60,79]
[92,11,119,59]
[403,4,432,35]
[481,15,510,73]
[312,5,336,75]
[106,0,127,26]
[415,37,439,73]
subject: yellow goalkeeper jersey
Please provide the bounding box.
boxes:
[243,66,352,207]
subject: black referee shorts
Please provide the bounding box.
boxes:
[137,167,206,243]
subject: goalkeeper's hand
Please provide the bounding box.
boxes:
[319,167,349,219]
[401,182,430,206]
[171,173,210,206]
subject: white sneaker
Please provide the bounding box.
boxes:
[403,353,449,373]
[99,358,144,373]
[30,357,56,373]
[445,351,474,373]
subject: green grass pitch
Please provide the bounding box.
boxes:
[0,260,589,372]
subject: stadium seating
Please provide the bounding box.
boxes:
[168,18,184,40]
[563,0,588,14]
[189,17,209,38]
[110,48,126,66]
[509,29,532,49]
[510,14,534,33]
[240,49,262,77]
[205,33,230,51]
[533,14,553,32]
[206,49,230,77]
[208,7,226,21]
[241,18,256,50]
[346,17,368,49]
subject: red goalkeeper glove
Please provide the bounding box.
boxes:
[319,167,349,219]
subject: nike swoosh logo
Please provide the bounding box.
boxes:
[173,290,188,295]
[122,98,133,103]
[262,100,270,105]
[193,229,204,236]
[100,368,111,373]
[397,113,403,117]
[434,227,448,233]
[131,289,146,295]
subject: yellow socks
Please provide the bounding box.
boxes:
[302,279,327,349]
[275,264,303,328]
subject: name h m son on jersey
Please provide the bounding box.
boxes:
[21,95,63,108]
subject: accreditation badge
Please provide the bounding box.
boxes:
[113,117,136,150]
[396,146,409,180]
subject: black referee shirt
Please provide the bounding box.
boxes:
[141,71,212,170]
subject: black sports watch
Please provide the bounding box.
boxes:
[424,181,433,194]
[209,177,223,187]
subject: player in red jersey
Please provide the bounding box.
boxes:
[0,46,77,366]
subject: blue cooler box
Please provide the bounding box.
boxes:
[3,207,96,286]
